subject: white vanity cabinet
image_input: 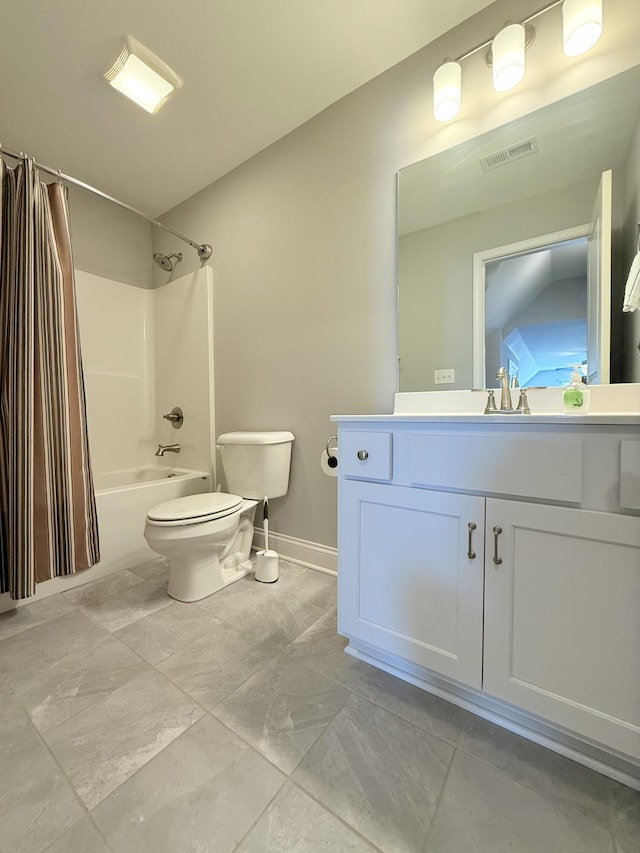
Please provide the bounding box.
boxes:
[335,416,640,778]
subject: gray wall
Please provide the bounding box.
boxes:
[153,0,639,549]
[398,178,598,391]
[68,186,153,288]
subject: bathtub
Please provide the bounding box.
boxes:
[94,466,211,573]
[0,466,212,613]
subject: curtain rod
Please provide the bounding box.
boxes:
[0,145,212,260]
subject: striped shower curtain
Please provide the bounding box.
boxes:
[0,158,99,599]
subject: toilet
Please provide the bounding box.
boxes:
[144,430,294,602]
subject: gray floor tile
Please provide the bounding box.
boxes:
[0,712,83,853]
[44,817,111,853]
[157,617,286,708]
[10,635,149,733]
[284,607,371,691]
[236,782,377,852]
[0,595,75,641]
[43,669,204,808]
[424,750,614,853]
[213,655,350,773]
[63,570,144,608]
[293,693,453,853]
[614,837,638,853]
[0,611,111,683]
[609,780,640,850]
[91,713,284,853]
[128,557,170,585]
[196,572,327,645]
[355,666,469,746]
[457,714,614,825]
[115,600,220,664]
[74,579,172,632]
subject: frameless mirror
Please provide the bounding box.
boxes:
[397,64,640,392]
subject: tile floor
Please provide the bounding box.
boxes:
[0,557,638,853]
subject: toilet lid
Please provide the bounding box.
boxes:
[147,492,243,523]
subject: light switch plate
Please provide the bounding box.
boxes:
[434,368,455,384]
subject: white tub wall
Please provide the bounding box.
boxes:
[153,267,216,479]
[75,271,156,475]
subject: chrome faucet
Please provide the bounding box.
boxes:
[497,367,513,411]
[155,443,180,457]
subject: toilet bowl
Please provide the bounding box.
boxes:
[144,429,294,603]
[144,492,258,602]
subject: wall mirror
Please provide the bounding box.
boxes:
[397,64,640,392]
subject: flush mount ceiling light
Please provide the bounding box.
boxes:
[104,36,182,114]
[431,0,605,123]
[433,60,462,122]
[562,0,603,56]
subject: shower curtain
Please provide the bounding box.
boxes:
[0,157,99,599]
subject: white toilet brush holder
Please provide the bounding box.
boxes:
[255,498,279,583]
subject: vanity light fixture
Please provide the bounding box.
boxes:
[491,24,526,92]
[433,60,462,121]
[104,36,182,114]
[562,0,603,56]
[432,0,605,122]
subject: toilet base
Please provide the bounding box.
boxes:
[167,555,254,602]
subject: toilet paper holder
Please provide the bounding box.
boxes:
[325,435,338,469]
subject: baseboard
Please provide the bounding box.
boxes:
[252,529,337,576]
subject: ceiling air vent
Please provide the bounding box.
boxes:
[480,136,539,172]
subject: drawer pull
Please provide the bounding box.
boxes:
[357,449,369,461]
[467,522,477,559]
[493,526,503,565]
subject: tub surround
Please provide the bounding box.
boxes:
[332,410,640,787]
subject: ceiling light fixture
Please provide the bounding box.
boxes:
[432,0,605,123]
[433,60,462,122]
[562,0,603,56]
[104,36,182,114]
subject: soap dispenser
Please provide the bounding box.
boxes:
[563,365,590,414]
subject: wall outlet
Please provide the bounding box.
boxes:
[434,368,455,385]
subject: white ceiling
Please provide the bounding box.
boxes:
[0,0,493,215]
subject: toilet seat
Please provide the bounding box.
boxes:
[146,492,243,527]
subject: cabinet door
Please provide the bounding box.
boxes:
[484,498,640,760]
[338,480,484,689]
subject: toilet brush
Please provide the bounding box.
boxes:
[255,497,279,583]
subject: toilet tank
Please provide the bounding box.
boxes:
[216,431,295,499]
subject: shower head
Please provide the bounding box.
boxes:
[153,252,183,272]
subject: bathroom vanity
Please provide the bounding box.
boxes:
[332,398,640,784]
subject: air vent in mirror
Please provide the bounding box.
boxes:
[480,136,539,172]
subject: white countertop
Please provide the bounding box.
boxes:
[331,413,640,425]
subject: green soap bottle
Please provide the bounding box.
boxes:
[563,366,590,414]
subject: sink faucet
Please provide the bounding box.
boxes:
[155,443,180,457]
[497,367,513,411]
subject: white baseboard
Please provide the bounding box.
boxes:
[252,529,337,576]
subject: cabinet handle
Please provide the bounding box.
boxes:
[356,449,369,461]
[467,522,477,559]
[493,525,503,565]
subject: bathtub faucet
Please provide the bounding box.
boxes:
[155,443,181,457]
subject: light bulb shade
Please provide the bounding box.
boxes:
[105,37,182,114]
[492,23,526,92]
[562,0,603,56]
[433,61,461,122]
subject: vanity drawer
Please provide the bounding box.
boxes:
[409,433,582,502]
[620,440,640,510]
[341,430,392,481]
